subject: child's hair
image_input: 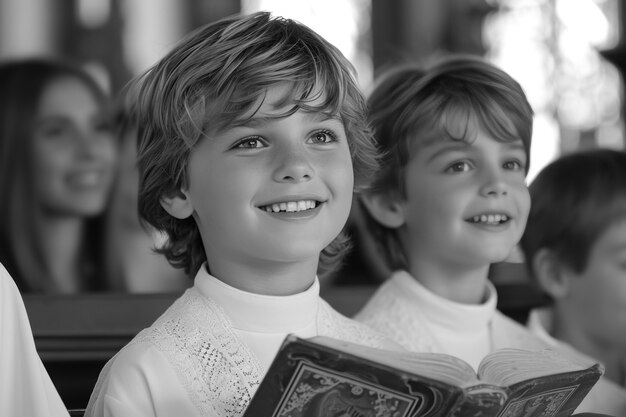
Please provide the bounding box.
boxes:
[0,58,111,291]
[520,149,626,281]
[132,11,379,277]
[362,54,534,271]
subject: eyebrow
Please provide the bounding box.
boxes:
[427,140,526,162]
[237,112,340,128]
[426,141,471,162]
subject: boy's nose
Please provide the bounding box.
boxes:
[273,146,314,183]
[480,166,508,197]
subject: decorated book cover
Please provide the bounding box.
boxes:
[243,335,602,417]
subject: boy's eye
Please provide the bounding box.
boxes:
[307,129,336,144]
[233,137,265,149]
[503,160,525,171]
[445,161,472,173]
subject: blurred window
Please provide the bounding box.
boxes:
[484,0,624,181]
[242,0,373,88]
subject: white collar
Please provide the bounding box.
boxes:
[194,264,320,333]
[389,270,497,334]
[527,307,603,364]
[527,306,559,346]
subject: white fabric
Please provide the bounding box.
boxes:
[194,269,320,372]
[355,270,549,370]
[86,265,392,417]
[0,262,69,417]
[528,307,626,416]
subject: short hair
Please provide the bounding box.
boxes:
[133,11,379,277]
[362,54,534,270]
[520,149,626,280]
[0,58,110,291]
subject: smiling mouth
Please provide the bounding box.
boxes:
[67,171,106,188]
[467,214,510,225]
[260,199,321,213]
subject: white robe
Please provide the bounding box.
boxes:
[85,265,391,417]
[0,262,69,417]
[528,307,626,416]
[354,270,549,370]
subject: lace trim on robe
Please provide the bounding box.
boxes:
[89,288,391,417]
[316,298,390,349]
[131,288,261,416]
[356,279,548,353]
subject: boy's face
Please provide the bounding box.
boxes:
[169,85,354,292]
[562,218,626,348]
[400,126,530,271]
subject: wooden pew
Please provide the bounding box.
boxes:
[24,292,180,410]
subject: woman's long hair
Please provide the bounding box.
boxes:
[0,58,111,292]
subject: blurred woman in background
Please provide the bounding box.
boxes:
[0,58,118,293]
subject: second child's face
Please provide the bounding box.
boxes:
[564,218,626,349]
[401,127,530,270]
[181,85,354,291]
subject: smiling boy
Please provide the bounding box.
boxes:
[354,55,548,370]
[172,84,355,297]
[86,12,393,417]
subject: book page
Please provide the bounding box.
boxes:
[309,335,481,388]
[477,348,596,387]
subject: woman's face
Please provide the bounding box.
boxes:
[32,76,117,217]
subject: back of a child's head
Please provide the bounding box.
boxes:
[133,11,378,277]
[362,54,533,270]
[520,148,626,279]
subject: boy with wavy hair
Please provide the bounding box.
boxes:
[87,11,393,417]
[355,55,548,367]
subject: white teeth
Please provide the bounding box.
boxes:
[262,200,318,213]
[471,214,509,224]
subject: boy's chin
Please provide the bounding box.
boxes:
[479,247,518,265]
[478,237,522,264]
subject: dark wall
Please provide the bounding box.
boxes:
[371,0,496,74]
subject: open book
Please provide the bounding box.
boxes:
[244,335,603,417]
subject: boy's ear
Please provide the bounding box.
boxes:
[531,248,570,299]
[359,192,405,229]
[160,189,194,219]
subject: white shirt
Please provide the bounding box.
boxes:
[86,265,390,417]
[528,307,626,416]
[355,270,548,370]
[195,269,319,372]
[0,263,69,417]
